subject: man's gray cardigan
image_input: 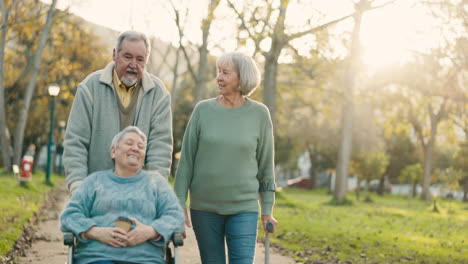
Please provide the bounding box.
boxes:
[63,62,173,193]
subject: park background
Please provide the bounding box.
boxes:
[0,0,467,263]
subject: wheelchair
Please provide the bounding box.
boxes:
[63,232,183,264]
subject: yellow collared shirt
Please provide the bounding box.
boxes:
[112,70,137,108]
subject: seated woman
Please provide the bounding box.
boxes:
[60,126,184,264]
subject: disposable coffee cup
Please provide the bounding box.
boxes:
[115,216,132,232]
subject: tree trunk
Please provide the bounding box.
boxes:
[173,0,219,105]
[377,175,385,196]
[355,178,361,200]
[12,0,57,165]
[333,3,364,202]
[420,102,445,201]
[307,145,318,189]
[463,177,468,202]
[194,49,208,103]
[334,75,354,200]
[170,47,181,110]
[262,56,278,125]
[309,165,318,189]
[420,141,434,201]
[0,0,18,171]
[194,0,220,103]
[364,181,372,202]
[412,180,418,198]
[151,39,171,76]
[261,0,287,126]
[32,143,43,173]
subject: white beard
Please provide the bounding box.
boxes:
[121,75,138,87]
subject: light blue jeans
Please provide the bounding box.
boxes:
[190,209,259,264]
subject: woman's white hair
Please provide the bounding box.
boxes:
[110,126,147,152]
[216,52,261,96]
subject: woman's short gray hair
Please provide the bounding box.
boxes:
[110,126,147,152]
[115,30,151,60]
[216,52,261,96]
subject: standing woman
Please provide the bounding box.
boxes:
[174,52,278,264]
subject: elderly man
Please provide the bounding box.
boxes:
[63,30,172,193]
[61,126,184,264]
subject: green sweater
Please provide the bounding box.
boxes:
[174,98,276,216]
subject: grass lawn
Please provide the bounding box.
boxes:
[0,169,65,258]
[269,188,468,264]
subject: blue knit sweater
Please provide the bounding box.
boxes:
[60,170,184,264]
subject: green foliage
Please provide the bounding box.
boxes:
[452,141,468,176]
[352,151,390,183]
[451,140,468,197]
[433,145,457,172]
[273,134,301,170]
[385,134,419,183]
[439,168,464,191]
[273,56,340,170]
[172,76,196,153]
[4,1,108,159]
[399,163,423,198]
[326,197,354,206]
[271,188,468,264]
[0,170,65,258]
[399,163,423,183]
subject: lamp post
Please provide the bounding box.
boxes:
[45,83,60,185]
[57,120,66,175]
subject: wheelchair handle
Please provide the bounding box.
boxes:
[266,221,274,232]
[64,232,75,246]
[172,233,184,247]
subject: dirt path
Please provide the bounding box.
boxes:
[16,183,295,264]
[15,182,70,264]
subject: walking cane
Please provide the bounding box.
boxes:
[264,221,274,264]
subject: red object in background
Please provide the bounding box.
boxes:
[20,156,33,182]
[287,176,310,188]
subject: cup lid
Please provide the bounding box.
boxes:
[116,216,132,224]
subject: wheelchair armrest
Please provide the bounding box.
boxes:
[64,232,76,246]
[171,233,184,247]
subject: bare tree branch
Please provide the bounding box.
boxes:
[286,0,396,41]
[227,0,255,40]
[154,41,173,76]
[170,0,197,82]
